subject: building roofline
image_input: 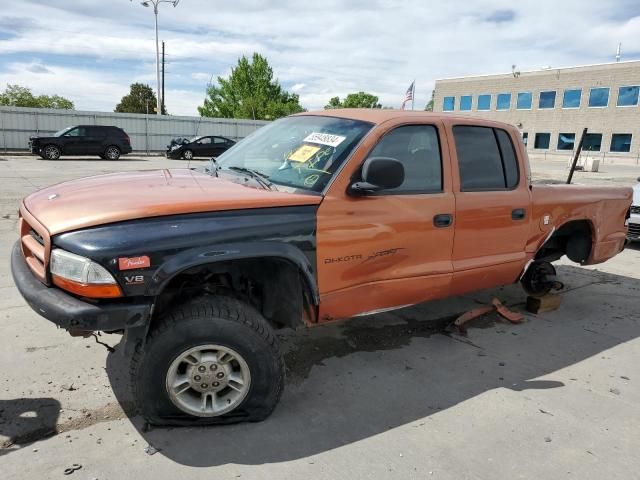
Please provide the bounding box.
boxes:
[435,59,640,82]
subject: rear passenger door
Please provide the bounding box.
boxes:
[211,137,229,156]
[448,124,531,295]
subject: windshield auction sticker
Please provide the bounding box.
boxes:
[303,132,346,148]
[288,144,321,162]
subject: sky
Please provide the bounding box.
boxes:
[0,0,639,116]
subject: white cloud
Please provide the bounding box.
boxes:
[1,0,639,113]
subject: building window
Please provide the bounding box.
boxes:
[562,89,582,108]
[522,132,528,146]
[477,94,491,110]
[460,95,472,111]
[534,133,551,149]
[452,126,519,191]
[443,96,455,111]
[557,133,575,150]
[496,93,511,110]
[610,134,632,152]
[588,87,609,107]
[538,91,556,109]
[583,133,602,152]
[517,92,532,109]
[617,86,639,107]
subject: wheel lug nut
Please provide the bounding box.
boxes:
[213,382,219,387]
[201,383,208,389]
[194,375,201,381]
[216,372,224,378]
[198,366,206,373]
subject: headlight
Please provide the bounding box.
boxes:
[171,145,180,151]
[50,249,122,298]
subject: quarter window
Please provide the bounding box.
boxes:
[589,87,609,107]
[496,93,511,110]
[366,125,442,193]
[539,91,556,109]
[443,96,455,111]
[610,134,632,152]
[534,133,551,149]
[562,89,582,108]
[583,133,602,152]
[617,86,639,107]
[453,126,519,191]
[557,133,575,150]
[477,94,491,110]
[460,95,472,111]
[517,92,532,109]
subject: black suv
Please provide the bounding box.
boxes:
[29,125,133,160]
[166,135,235,160]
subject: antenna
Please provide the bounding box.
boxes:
[616,42,622,62]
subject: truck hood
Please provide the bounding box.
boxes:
[23,169,321,235]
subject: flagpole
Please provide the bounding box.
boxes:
[411,80,415,110]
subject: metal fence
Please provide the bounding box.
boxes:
[0,106,269,153]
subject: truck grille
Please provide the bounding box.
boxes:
[628,222,640,238]
[631,205,640,215]
[19,207,50,284]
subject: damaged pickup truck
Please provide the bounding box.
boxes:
[11,110,632,425]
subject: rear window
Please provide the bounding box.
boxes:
[453,126,520,191]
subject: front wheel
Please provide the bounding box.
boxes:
[182,149,193,160]
[130,296,284,425]
[43,145,61,160]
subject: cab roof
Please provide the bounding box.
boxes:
[296,108,516,130]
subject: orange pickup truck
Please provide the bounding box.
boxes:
[11,110,632,425]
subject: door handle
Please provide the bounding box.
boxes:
[433,214,453,228]
[512,208,526,220]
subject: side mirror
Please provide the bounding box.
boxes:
[349,157,404,195]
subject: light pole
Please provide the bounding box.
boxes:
[135,0,179,115]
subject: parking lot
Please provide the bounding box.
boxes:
[1,154,639,479]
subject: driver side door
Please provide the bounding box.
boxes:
[316,120,455,321]
[62,126,88,154]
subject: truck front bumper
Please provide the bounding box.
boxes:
[11,242,152,332]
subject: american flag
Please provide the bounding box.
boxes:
[401,81,415,110]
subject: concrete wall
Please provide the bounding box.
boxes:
[434,61,640,162]
[0,106,269,152]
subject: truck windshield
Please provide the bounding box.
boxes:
[215,115,373,192]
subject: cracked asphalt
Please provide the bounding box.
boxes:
[1,154,639,479]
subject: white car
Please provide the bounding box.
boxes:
[629,178,640,241]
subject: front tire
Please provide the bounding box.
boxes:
[43,145,61,160]
[130,296,284,426]
[182,149,193,160]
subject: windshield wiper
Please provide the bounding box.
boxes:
[226,166,274,190]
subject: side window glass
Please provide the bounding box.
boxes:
[453,126,519,191]
[495,129,519,188]
[366,125,442,193]
[65,127,84,137]
[199,137,212,144]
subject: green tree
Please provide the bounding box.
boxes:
[0,84,74,109]
[115,82,165,114]
[424,90,435,111]
[198,53,304,120]
[325,91,382,109]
